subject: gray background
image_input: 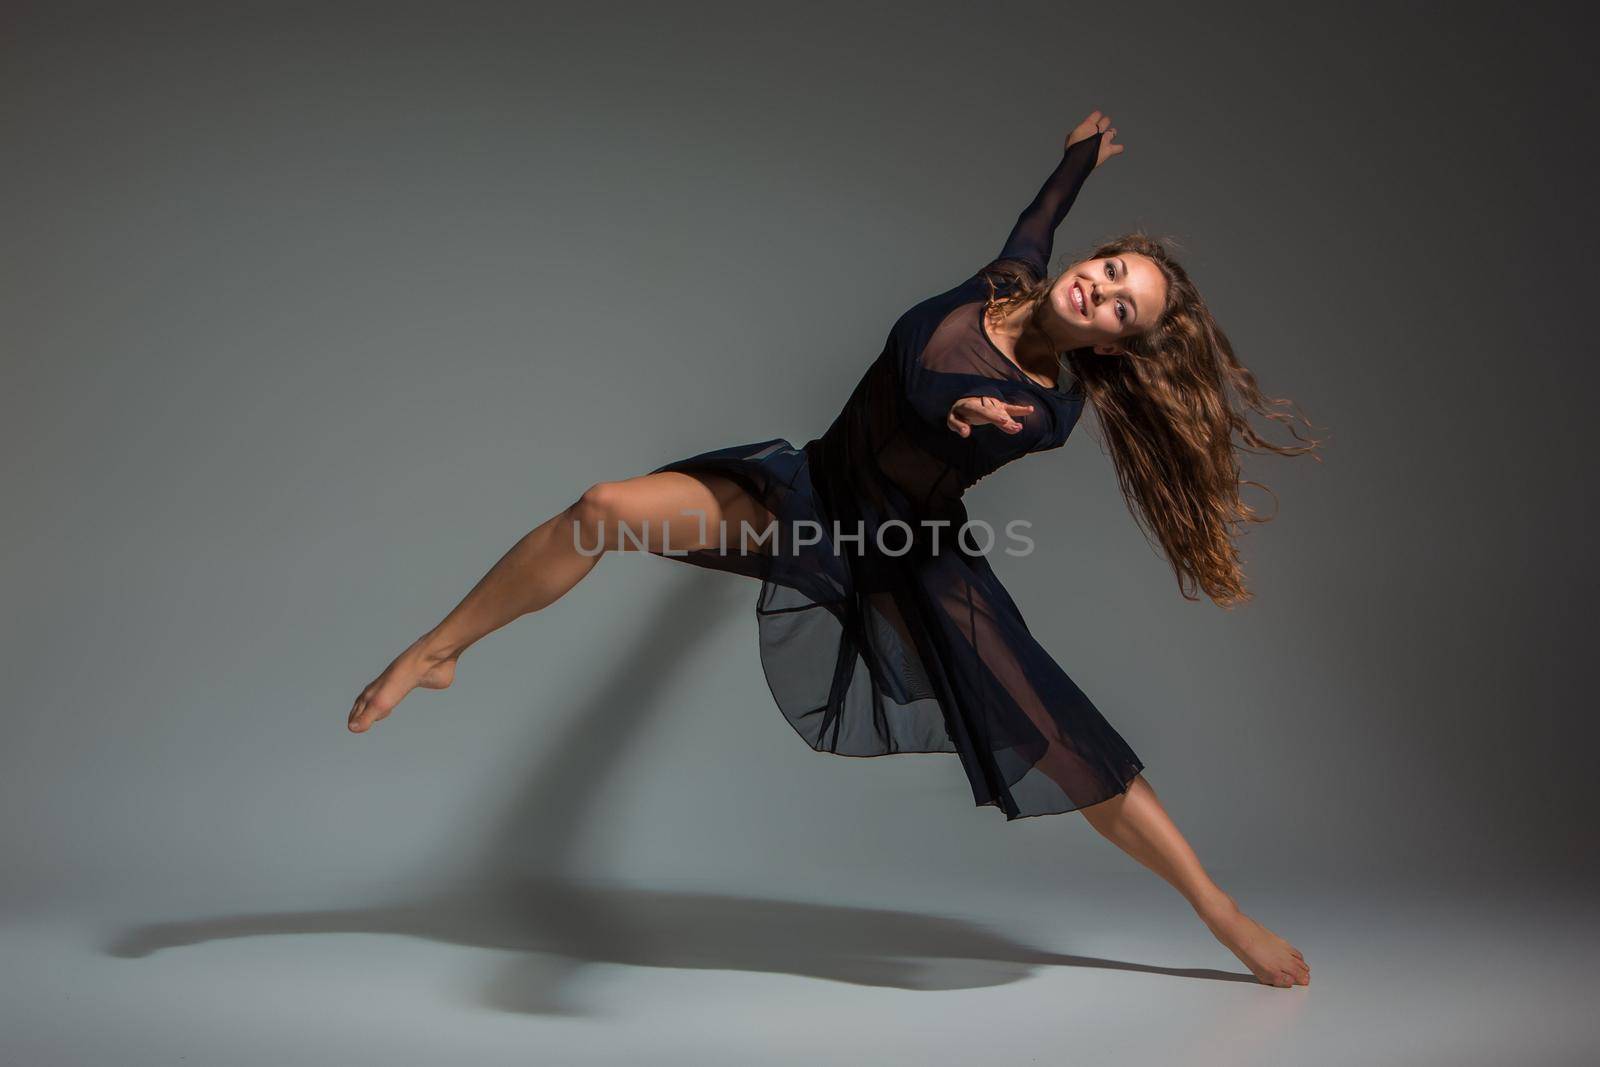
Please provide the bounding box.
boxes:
[3,1,1596,1063]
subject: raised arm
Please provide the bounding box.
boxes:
[996,110,1124,276]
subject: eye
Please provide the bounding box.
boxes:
[1115,300,1126,322]
[1105,261,1117,280]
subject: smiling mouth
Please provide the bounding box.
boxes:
[1070,282,1089,318]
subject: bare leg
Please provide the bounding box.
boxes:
[1079,775,1311,988]
[346,470,772,733]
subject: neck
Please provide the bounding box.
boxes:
[990,297,1065,379]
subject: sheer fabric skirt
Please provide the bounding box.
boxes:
[650,438,1144,820]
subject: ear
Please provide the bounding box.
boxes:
[1091,343,1128,358]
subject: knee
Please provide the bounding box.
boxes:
[570,481,625,530]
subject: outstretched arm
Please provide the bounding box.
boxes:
[996,110,1124,276]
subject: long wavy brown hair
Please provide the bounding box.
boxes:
[982,233,1319,607]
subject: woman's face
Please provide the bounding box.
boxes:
[1040,253,1168,354]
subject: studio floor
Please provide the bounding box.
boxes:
[2,873,1592,1065]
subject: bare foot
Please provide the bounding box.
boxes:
[1198,895,1310,988]
[347,636,459,733]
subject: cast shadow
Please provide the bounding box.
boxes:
[107,571,1253,1012]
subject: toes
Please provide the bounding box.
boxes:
[349,696,378,732]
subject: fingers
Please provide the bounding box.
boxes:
[1068,110,1105,148]
[948,397,1034,436]
[963,400,1033,434]
[990,406,1031,430]
[969,406,1028,432]
[1095,125,1125,166]
[1079,113,1124,165]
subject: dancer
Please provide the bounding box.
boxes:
[346,110,1315,988]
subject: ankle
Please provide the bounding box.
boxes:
[1191,889,1239,923]
[416,629,467,663]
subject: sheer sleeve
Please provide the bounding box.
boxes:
[995,130,1105,277]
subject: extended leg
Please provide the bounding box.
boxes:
[922,574,1309,988]
[346,470,772,733]
[1079,775,1310,988]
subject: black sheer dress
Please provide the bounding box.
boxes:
[649,130,1144,820]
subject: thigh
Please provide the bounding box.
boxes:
[583,470,776,553]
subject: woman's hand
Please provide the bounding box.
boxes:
[947,396,1034,437]
[1065,109,1124,168]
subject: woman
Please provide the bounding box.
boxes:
[346,110,1316,988]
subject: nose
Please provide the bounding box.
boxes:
[1089,280,1123,309]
